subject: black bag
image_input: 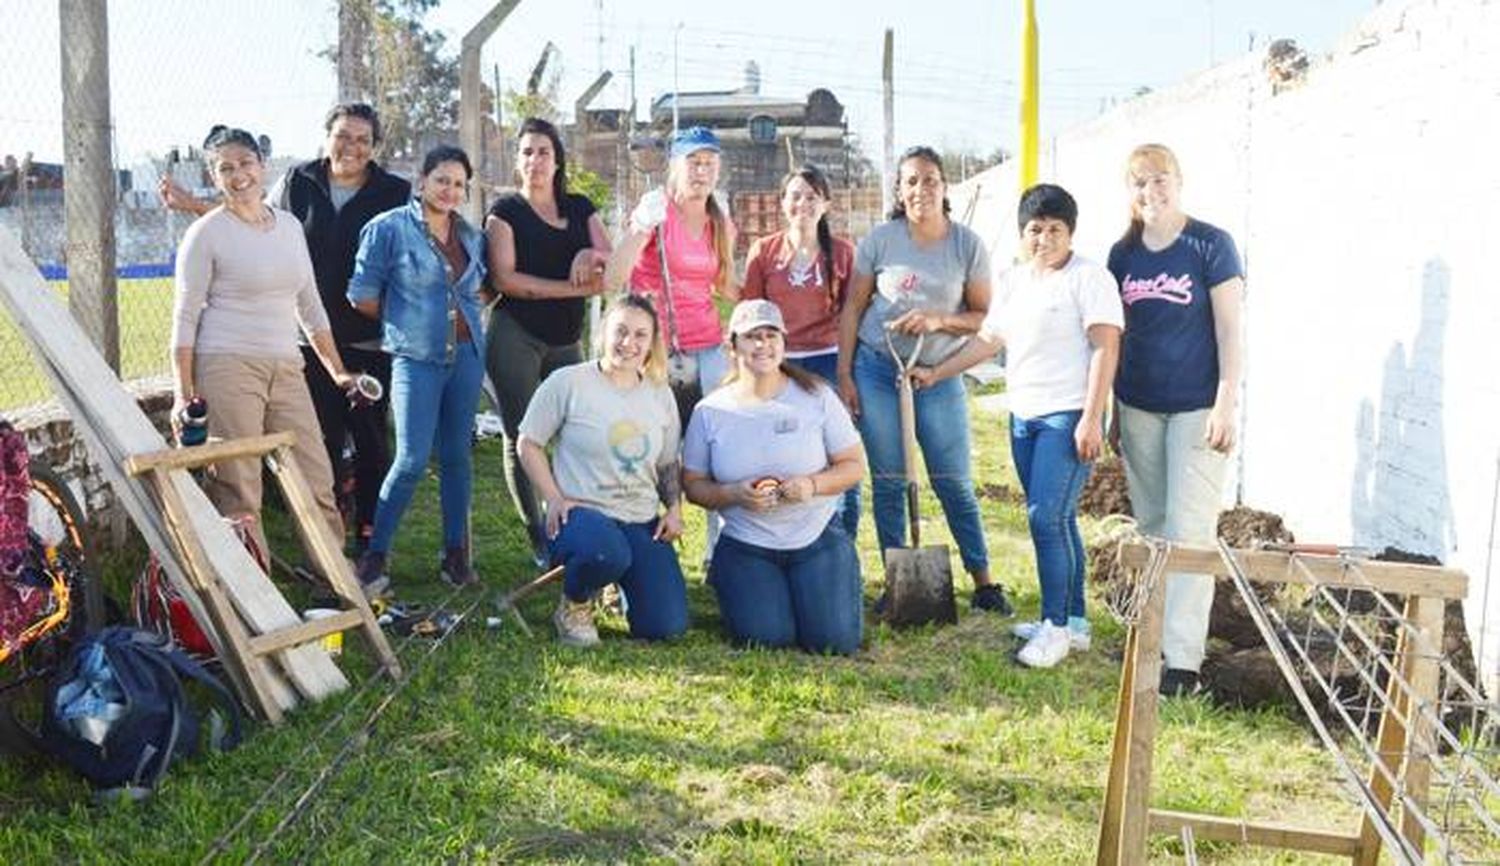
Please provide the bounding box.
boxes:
[40,627,243,797]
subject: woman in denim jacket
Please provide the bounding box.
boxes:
[348,146,487,594]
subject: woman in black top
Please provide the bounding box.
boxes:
[483,117,612,566]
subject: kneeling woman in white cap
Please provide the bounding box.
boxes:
[683,300,866,654]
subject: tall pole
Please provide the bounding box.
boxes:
[461,0,523,223]
[881,29,895,217]
[337,0,363,102]
[1019,0,1040,192]
[59,0,119,372]
[672,23,684,136]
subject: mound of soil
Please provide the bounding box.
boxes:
[1079,457,1131,518]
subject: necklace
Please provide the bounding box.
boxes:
[227,203,273,231]
[785,246,822,289]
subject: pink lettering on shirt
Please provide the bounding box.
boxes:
[1121,272,1194,306]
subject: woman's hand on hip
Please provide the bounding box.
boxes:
[544,495,577,539]
[653,505,684,543]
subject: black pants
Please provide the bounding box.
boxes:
[301,345,392,545]
[484,305,582,553]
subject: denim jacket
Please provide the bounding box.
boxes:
[348,199,487,364]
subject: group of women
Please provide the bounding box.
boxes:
[166,103,1241,689]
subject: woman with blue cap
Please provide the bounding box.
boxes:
[605,125,737,427]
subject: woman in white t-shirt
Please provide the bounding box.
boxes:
[683,300,866,654]
[912,184,1122,668]
[517,295,687,647]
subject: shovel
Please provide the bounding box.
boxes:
[880,330,958,627]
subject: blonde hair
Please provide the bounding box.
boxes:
[596,293,669,384]
[667,158,735,293]
[1121,143,1183,245]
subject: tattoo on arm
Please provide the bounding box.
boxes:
[657,461,682,507]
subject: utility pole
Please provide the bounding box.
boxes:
[337,0,363,102]
[881,28,895,217]
[461,0,523,223]
[493,64,504,187]
[673,23,685,137]
[59,0,119,372]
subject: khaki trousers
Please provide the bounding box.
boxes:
[194,354,344,556]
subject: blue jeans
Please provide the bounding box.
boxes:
[853,348,989,574]
[787,351,862,539]
[1010,410,1091,627]
[709,520,862,654]
[369,347,484,553]
[550,507,688,641]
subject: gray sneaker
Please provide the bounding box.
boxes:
[554,596,601,647]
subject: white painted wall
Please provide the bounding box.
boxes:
[952,0,1500,687]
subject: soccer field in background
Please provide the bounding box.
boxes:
[0,278,175,412]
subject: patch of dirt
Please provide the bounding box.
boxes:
[976,482,1023,506]
[1208,507,1297,650]
[1079,457,1131,518]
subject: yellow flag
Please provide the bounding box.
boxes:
[1019,0,1039,191]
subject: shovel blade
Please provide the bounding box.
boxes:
[883,544,957,627]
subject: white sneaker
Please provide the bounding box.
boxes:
[554,596,600,647]
[1012,620,1091,651]
[1017,620,1072,669]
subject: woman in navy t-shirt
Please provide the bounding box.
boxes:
[1107,143,1245,697]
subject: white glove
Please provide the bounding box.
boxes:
[629,189,668,234]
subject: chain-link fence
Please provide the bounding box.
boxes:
[1,0,336,413]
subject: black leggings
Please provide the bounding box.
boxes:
[301,344,391,541]
[484,304,583,549]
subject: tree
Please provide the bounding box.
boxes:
[326,0,460,162]
[941,147,1010,184]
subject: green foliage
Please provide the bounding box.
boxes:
[567,167,612,214]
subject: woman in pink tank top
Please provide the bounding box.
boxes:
[605,126,738,423]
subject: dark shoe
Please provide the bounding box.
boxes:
[970,584,1014,616]
[440,545,480,588]
[872,591,890,619]
[356,551,390,600]
[1160,667,1203,698]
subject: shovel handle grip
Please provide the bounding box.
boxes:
[898,374,919,485]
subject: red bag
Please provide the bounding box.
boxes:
[130,516,268,660]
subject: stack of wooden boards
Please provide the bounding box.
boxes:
[0,227,398,723]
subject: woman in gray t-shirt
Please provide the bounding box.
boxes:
[517,295,687,647]
[835,146,1012,616]
[684,300,866,654]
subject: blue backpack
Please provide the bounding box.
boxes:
[40,627,243,797]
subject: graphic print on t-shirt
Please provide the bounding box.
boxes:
[1120,271,1194,306]
[607,420,650,474]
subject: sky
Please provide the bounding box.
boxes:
[1,0,1385,171]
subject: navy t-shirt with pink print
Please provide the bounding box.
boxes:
[1107,218,1242,414]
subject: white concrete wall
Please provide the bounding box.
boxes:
[952,0,1500,686]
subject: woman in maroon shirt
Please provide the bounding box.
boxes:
[741,164,861,537]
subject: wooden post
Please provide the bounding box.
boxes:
[1096,567,1166,865]
[58,0,119,372]
[1354,596,1418,865]
[1399,596,1445,850]
[460,0,523,224]
[880,29,895,218]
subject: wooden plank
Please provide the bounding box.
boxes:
[124,432,294,476]
[1399,596,1444,851]
[248,610,363,657]
[1095,626,1138,865]
[1355,595,1418,866]
[1149,810,1360,856]
[0,226,346,704]
[265,445,400,679]
[1119,542,1468,599]
[1118,564,1167,862]
[154,470,292,721]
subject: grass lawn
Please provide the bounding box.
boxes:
[0,394,1358,864]
[0,278,175,412]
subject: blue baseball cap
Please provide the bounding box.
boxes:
[669,126,721,159]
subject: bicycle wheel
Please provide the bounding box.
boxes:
[0,462,102,756]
